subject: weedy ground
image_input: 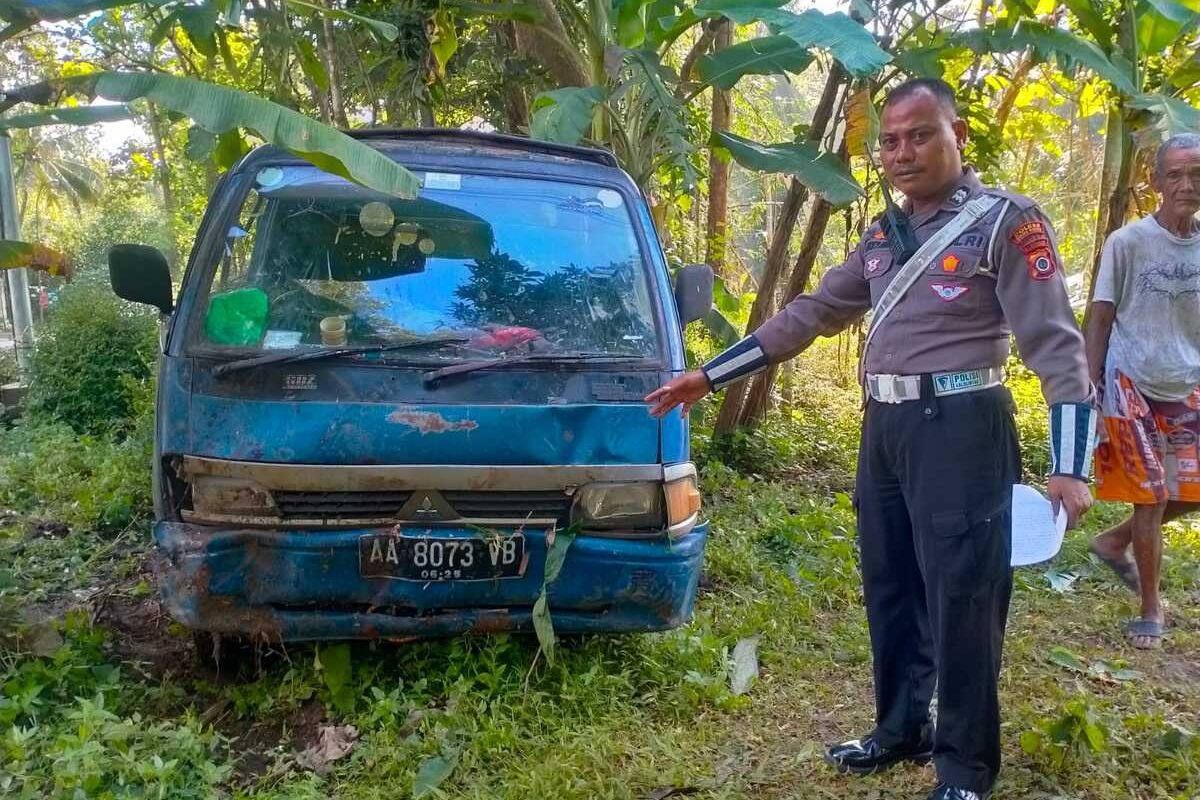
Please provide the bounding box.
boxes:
[0,364,1196,799]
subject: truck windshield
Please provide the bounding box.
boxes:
[194,165,660,360]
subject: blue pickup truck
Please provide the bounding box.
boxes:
[108,129,713,659]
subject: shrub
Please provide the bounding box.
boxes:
[1007,358,1052,480]
[26,284,158,435]
[0,409,153,534]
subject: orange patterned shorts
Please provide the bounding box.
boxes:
[1094,370,1200,504]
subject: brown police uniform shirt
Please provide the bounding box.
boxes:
[751,168,1091,407]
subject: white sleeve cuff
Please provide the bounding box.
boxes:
[701,335,770,392]
[1049,402,1099,480]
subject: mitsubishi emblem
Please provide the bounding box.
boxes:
[414,494,441,519]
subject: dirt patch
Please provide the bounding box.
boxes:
[26,518,70,539]
[1160,651,1200,690]
[209,698,327,785]
[94,592,197,679]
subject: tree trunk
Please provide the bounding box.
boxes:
[418,99,436,128]
[677,19,720,95]
[993,54,1033,133]
[704,19,733,274]
[713,62,845,433]
[1086,108,1130,312]
[738,196,835,425]
[318,10,350,128]
[515,0,590,88]
[499,22,531,132]
[145,105,179,271]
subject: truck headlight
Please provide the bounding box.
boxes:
[571,464,702,536]
[572,482,664,531]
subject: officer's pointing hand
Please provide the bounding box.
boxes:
[1047,475,1093,530]
[645,370,711,417]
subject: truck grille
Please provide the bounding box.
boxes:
[275,491,413,520]
[273,489,572,524]
[440,490,572,523]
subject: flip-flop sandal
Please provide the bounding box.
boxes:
[1089,542,1140,593]
[1124,617,1166,649]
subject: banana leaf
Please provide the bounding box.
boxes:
[1129,92,1200,134]
[696,35,814,90]
[0,241,73,279]
[0,104,130,128]
[715,131,863,207]
[74,71,419,198]
[530,86,607,145]
[693,1,889,77]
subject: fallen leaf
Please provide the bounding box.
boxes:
[1088,659,1143,682]
[730,635,760,696]
[413,748,460,798]
[295,724,358,775]
[1044,569,1078,593]
[1047,645,1087,673]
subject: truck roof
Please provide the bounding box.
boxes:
[236,128,625,178]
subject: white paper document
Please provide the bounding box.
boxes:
[1010,483,1068,566]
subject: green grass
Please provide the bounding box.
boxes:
[1,361,1197,798]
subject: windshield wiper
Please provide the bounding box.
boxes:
[211,336,468,378]
[423,351,646,386]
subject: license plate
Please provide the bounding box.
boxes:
[359,532,527,581]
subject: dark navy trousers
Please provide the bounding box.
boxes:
[855,381,1020,793]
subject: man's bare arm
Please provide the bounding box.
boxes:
[1084,301,1116,387]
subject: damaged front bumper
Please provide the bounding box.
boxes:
[153,521,708,641]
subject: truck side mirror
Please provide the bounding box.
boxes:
[109,244,173,314]
[673,264,714,326]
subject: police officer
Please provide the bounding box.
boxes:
[646,78,1095,800]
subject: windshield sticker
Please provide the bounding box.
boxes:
[255,167,283,188]
[284,374,318,391]
[596,189,622,208]
[263,330,303,349]
[557,196,607,216]
[423,172,462,190]
[359,202,395,236]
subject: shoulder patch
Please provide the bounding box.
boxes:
[1009,220,1050,248]
[861,226,887,251]
[1025,247,1057,281]
[1008,216,1059,280]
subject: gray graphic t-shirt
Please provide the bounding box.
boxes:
[1094,214,1200,401]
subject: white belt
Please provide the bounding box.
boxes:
[866,367,1004,404]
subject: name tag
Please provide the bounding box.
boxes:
[935,371,983,393]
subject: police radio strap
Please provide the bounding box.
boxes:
[863,195,1001,361]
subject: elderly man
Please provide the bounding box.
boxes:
[1087,133,1200,650]
[646,78,1095,800]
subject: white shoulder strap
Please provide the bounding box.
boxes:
[863,195,1002,356]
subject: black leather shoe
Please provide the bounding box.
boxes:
[824,732,933,775]
[926,783,991,800]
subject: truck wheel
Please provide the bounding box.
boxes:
[192,631,255,675]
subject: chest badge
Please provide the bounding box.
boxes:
[941,253,961,273]
[930,282,970,302]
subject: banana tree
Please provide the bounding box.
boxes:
[522,0,888,197]
[0,0,422,199]
[895,0,1200,303]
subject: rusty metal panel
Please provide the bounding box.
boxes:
[185,397,659,465]
[153,520,706,641]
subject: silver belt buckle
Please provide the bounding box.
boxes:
[873,374,904,404]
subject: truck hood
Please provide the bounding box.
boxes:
[184,395,660,465]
